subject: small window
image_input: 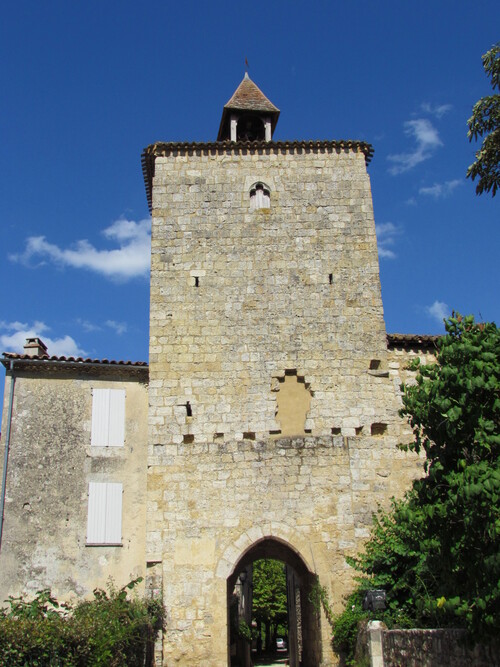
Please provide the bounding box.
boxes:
[91,389,125,447]
[86,482,122,545]
[371,422,388,436]
[250,182,270,210]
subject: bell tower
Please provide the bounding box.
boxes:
[143,74,417,667]
[217,72,280,142]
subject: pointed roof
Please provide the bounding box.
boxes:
[217,73,280,141]
[224,73,279,114]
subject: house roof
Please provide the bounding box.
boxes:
[2,352,147,366]
[1,352,148,377]
[141,139,374,212]
[217,73,280,141]
[224,73,279,114]
[387,333,439,350]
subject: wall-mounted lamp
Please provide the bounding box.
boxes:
[363,589,386,611]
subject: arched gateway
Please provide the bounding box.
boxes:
[227,536,322,667]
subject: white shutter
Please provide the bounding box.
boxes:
[91,389,110,446]
[86,482,123,544]
[108,390,125,446]
[105,482,123,544]
[87,482,107,543]
[91,389,125,447]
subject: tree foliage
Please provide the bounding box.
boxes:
[332,315,500,661]
[252,559,288,649]
[467,42,500,196]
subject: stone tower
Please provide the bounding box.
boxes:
[142,75,422,666]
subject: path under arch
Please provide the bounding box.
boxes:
[227,536,322,667]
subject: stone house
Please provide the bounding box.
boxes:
[1,75,438,666]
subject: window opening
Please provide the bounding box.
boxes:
[237,114,265,141]
[371,423,387,436]
[250,182,271,210]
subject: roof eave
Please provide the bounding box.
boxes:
[1,354,148,374]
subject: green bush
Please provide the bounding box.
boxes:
[332,315,500,663]
[0,579,164,666]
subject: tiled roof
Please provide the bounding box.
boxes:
[387,333,440,349]
[217,74,280,140]
[2,352,148,368]
[224,73,279,114]
[141,139,375,212]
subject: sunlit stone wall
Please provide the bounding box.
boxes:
[147,143,431,666]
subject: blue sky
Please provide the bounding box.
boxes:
[1,2,498,382]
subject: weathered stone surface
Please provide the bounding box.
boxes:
[382,628,500,667]
[147,143,433,665]
[0,369,148,601]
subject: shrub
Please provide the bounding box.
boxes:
[0,579,164,666]
[332,315,500,662]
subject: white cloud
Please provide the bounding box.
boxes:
[419,179,462,199]
[375,222,400,259]
[388,119,443,175]
[420,102,452,118]
[0,321,86,357]
[10,218,151,282]
[76,318,127,336]
[106,320,127,336]
[77,318,101,333]
[426,300,449,323]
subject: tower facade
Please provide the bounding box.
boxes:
[143,76,425,666]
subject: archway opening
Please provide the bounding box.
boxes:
[227,537,322,667]
[237,114,265,141]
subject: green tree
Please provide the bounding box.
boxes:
[467,42,500,196]
[252,559,288,651]
[333,315,500,661]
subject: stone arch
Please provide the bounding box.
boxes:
[216,524,316,581]
[222,531,322,667]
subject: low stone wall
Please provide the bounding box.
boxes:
[381,628,499,667]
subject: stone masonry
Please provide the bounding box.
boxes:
[144,130,436,665]
[0,362,148,602]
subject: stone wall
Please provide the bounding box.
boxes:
[149,145,389,444]
[382,628,500,667]
[0,366,148,603]
[147,142,435,665]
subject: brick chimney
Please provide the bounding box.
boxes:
[23,337,48,357]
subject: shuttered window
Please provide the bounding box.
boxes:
[86,482,123,545]
[91,388,125,446]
